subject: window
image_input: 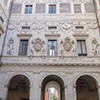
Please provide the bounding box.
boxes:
[19,39,28,55]
[49,5,56,14]
[22,26,30,30]
[48,26,57,30]
[25,5,33,14]
[77,40,87,56]
[48,40,57,56]
[75,26,84,29]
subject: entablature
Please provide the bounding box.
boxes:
[1,56,100,66]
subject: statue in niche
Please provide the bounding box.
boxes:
[60,37,75,55]
[92,38,100,55]
[30,38,45,55]
[7,38,14,55]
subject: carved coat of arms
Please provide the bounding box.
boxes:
[31,38,45,52]
[61,37,74,51]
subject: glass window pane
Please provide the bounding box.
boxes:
[48,40,57,56]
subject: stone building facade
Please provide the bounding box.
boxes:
[0,0,100,100]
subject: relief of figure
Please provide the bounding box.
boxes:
[60,37,75,55]
[92,38,100,55]
[30,38,45,55]
[7,38,14,55]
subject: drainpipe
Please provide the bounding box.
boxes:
[93,0,100,35]
[0,0,14,67]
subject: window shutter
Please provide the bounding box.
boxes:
[77,40,87,56]
[35,3,45,13]
[77,41,82,54]
[81,40,87,54]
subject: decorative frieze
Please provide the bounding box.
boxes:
[1,56,100,66]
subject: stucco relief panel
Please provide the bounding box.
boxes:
[30,38,45,56]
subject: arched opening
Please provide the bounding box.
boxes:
[76,75,99,100]
[41,75,65,100]
[7,75,30,100]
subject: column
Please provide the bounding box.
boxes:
[31,74,40,100]
[64,84,67,100]
[66,74,76,100]
[97,85,100,100]
[29,85,33,100]
[73,85,77,100]
[3,85,8,100]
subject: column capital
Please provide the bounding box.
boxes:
[29,84,33,88]
[97,85,100,89]
[73,85,76,89]
[64,84,67,89]
[39,84,42,88]
[4,84,8,88]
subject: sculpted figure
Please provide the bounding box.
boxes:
[92,38,100,55]
[7,38,14,55]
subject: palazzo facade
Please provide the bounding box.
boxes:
[0,0,100,100]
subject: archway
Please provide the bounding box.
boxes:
[76,75,99,100]
[41,75,65,100]
[7,75,30,100]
